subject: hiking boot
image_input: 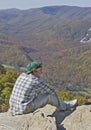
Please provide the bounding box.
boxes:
[58,99,78,111]
[66,99,78,109]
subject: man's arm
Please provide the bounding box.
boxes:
[35,78,60,106]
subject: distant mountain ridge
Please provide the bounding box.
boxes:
[41,6,91,20]
[0,5,91,43]
[1,5,91,20]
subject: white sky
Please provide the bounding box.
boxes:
[0,0,91,9]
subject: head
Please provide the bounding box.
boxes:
[26,61,42,77]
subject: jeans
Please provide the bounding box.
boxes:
[24,93,67,113]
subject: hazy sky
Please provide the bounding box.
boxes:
[0,0,91,10]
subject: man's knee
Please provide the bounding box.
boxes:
[47,94,59,107]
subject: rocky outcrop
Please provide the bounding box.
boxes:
[0,105,57,130]
[80,27,91,43]
[61,105,91,130]
[0,104,91,130]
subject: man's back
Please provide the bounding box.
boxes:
[9,73,37,115]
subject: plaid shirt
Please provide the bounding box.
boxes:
[9,73,59,115]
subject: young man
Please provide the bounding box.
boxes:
[9,61,77,116]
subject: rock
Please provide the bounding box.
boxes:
[0,104,91,130]
[80,27,91,43]
[61,105,91,130]
[0,104,71,130]
[0,105,58,130]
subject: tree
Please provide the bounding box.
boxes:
[0,64,6,74]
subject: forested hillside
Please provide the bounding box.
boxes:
[0,65,19,112]
[0,6,91,96]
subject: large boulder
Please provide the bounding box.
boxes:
[0,104,91,130]
[0,105,57,130]
[61,105,91,130]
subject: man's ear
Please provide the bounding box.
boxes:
[32,69,37,73]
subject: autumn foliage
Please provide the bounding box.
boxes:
[0,65,19,112]
[0,64,90,113]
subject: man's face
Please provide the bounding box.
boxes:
[34,67,42,78]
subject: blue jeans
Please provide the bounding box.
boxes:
[24,93,67,113]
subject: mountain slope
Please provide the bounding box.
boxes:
[41,6,91,20]
[1,6,91,93]
[0,6,91,42]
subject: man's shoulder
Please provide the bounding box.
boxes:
[18,73,40,82]
[19,73,37,80]
[16,73,29,81]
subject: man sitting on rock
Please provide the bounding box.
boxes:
[9,61,77,116]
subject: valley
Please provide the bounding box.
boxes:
[0,5,91,94]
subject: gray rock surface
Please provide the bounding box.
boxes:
[0,105,57,130]
[61,105,91,130]
[0,104,91,130]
